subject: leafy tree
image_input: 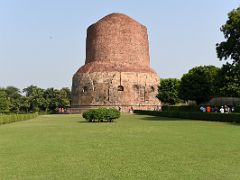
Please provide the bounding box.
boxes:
[216,63,240,97]
[216,7,240,65]
[20,96,31,113]
[58,88,71,109]
[5,86,22,113]
[179,66,220,104]
[23,85,45,112]
[61,87,71,100]
[0,89,10,113]
[157,78,181,105]
[216,7,240,97]
[43,88,71,112]
[43,88,56,112]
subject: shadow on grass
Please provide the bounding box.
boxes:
[135,114,240,126]
[137,115,184,121]
[78,120,116,124]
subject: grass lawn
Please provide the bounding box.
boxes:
[0,114,240,180]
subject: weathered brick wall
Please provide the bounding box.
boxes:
[70,13,161,112]
[71,72,160,107]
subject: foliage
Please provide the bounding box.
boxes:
[23,85,46,112]
[0,89,10,113]
[216,7,240,65]
[179,65,220,104]
[43,87,71,112]
[0,113,38,125]
[0,85,71,114]
[134,110,240,123]
[157,78,181,105]
[216,63,240,97]
[216,7,240,97]
[5,86,22,113]
[20,96,31,113]
[82,108,120,122]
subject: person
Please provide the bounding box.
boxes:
[228,106,231,113]
[131,106,134,112]
[224,105,229,113]
[213,106,218,113]
[200,105,205,112]
[206,105,211,113]
[129,106,134,113]
[203,106,206,112]
[220,106,224,113]
[118,106,121,112]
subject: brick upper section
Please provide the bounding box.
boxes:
[85,13,150,68]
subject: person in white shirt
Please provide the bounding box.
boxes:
[220,106,224,113]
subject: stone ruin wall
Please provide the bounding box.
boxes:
[71,71,160,112]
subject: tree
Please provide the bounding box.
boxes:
[59,88,71,109]
[157,78,181,105]
[20,96,31,113]
[0,89,10,113]
[43,87,71,113]
[216,7,240,65]
[216,63,240,97]
[179,66,220,104]
[5,86,22,113]
[216,7,240,97]
[23,85,45,112]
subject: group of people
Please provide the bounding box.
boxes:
[200,105,235,113]
[118,106,134,113]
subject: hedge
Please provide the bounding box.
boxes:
[134,110,240,123]
[235,105,240,113]
[162,105,240,113]
[82,108,120,122]
[0,113,38,125]
[162,105,200,112]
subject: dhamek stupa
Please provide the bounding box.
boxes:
[70,13,160,112]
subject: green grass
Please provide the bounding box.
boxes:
[0,114,240,179]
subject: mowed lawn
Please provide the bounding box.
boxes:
[0,114,240,180]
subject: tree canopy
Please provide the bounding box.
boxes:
[0,85,71,114]
[216,7,240,97]
[179,66,220,104]
[216,63,240,97]
[216,7,240,65]
[157,78,181,105]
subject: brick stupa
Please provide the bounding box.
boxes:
[70,13,161,112]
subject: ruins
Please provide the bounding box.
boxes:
[70,13,161,112]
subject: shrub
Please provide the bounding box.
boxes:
[0,113,38,125]
[134,110,240,123]
[82,108,120,122]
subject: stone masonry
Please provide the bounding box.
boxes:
[70,13,161,112]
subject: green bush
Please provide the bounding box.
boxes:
[0,113,38,125]
[82,108,120,122]
[134,110,240,123]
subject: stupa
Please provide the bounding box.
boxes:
[70,13,161,112]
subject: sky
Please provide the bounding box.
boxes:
[0,0,239,90]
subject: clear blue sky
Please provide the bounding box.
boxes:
[0,0,239,90]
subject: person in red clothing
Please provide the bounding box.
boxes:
[206,105,211,113]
